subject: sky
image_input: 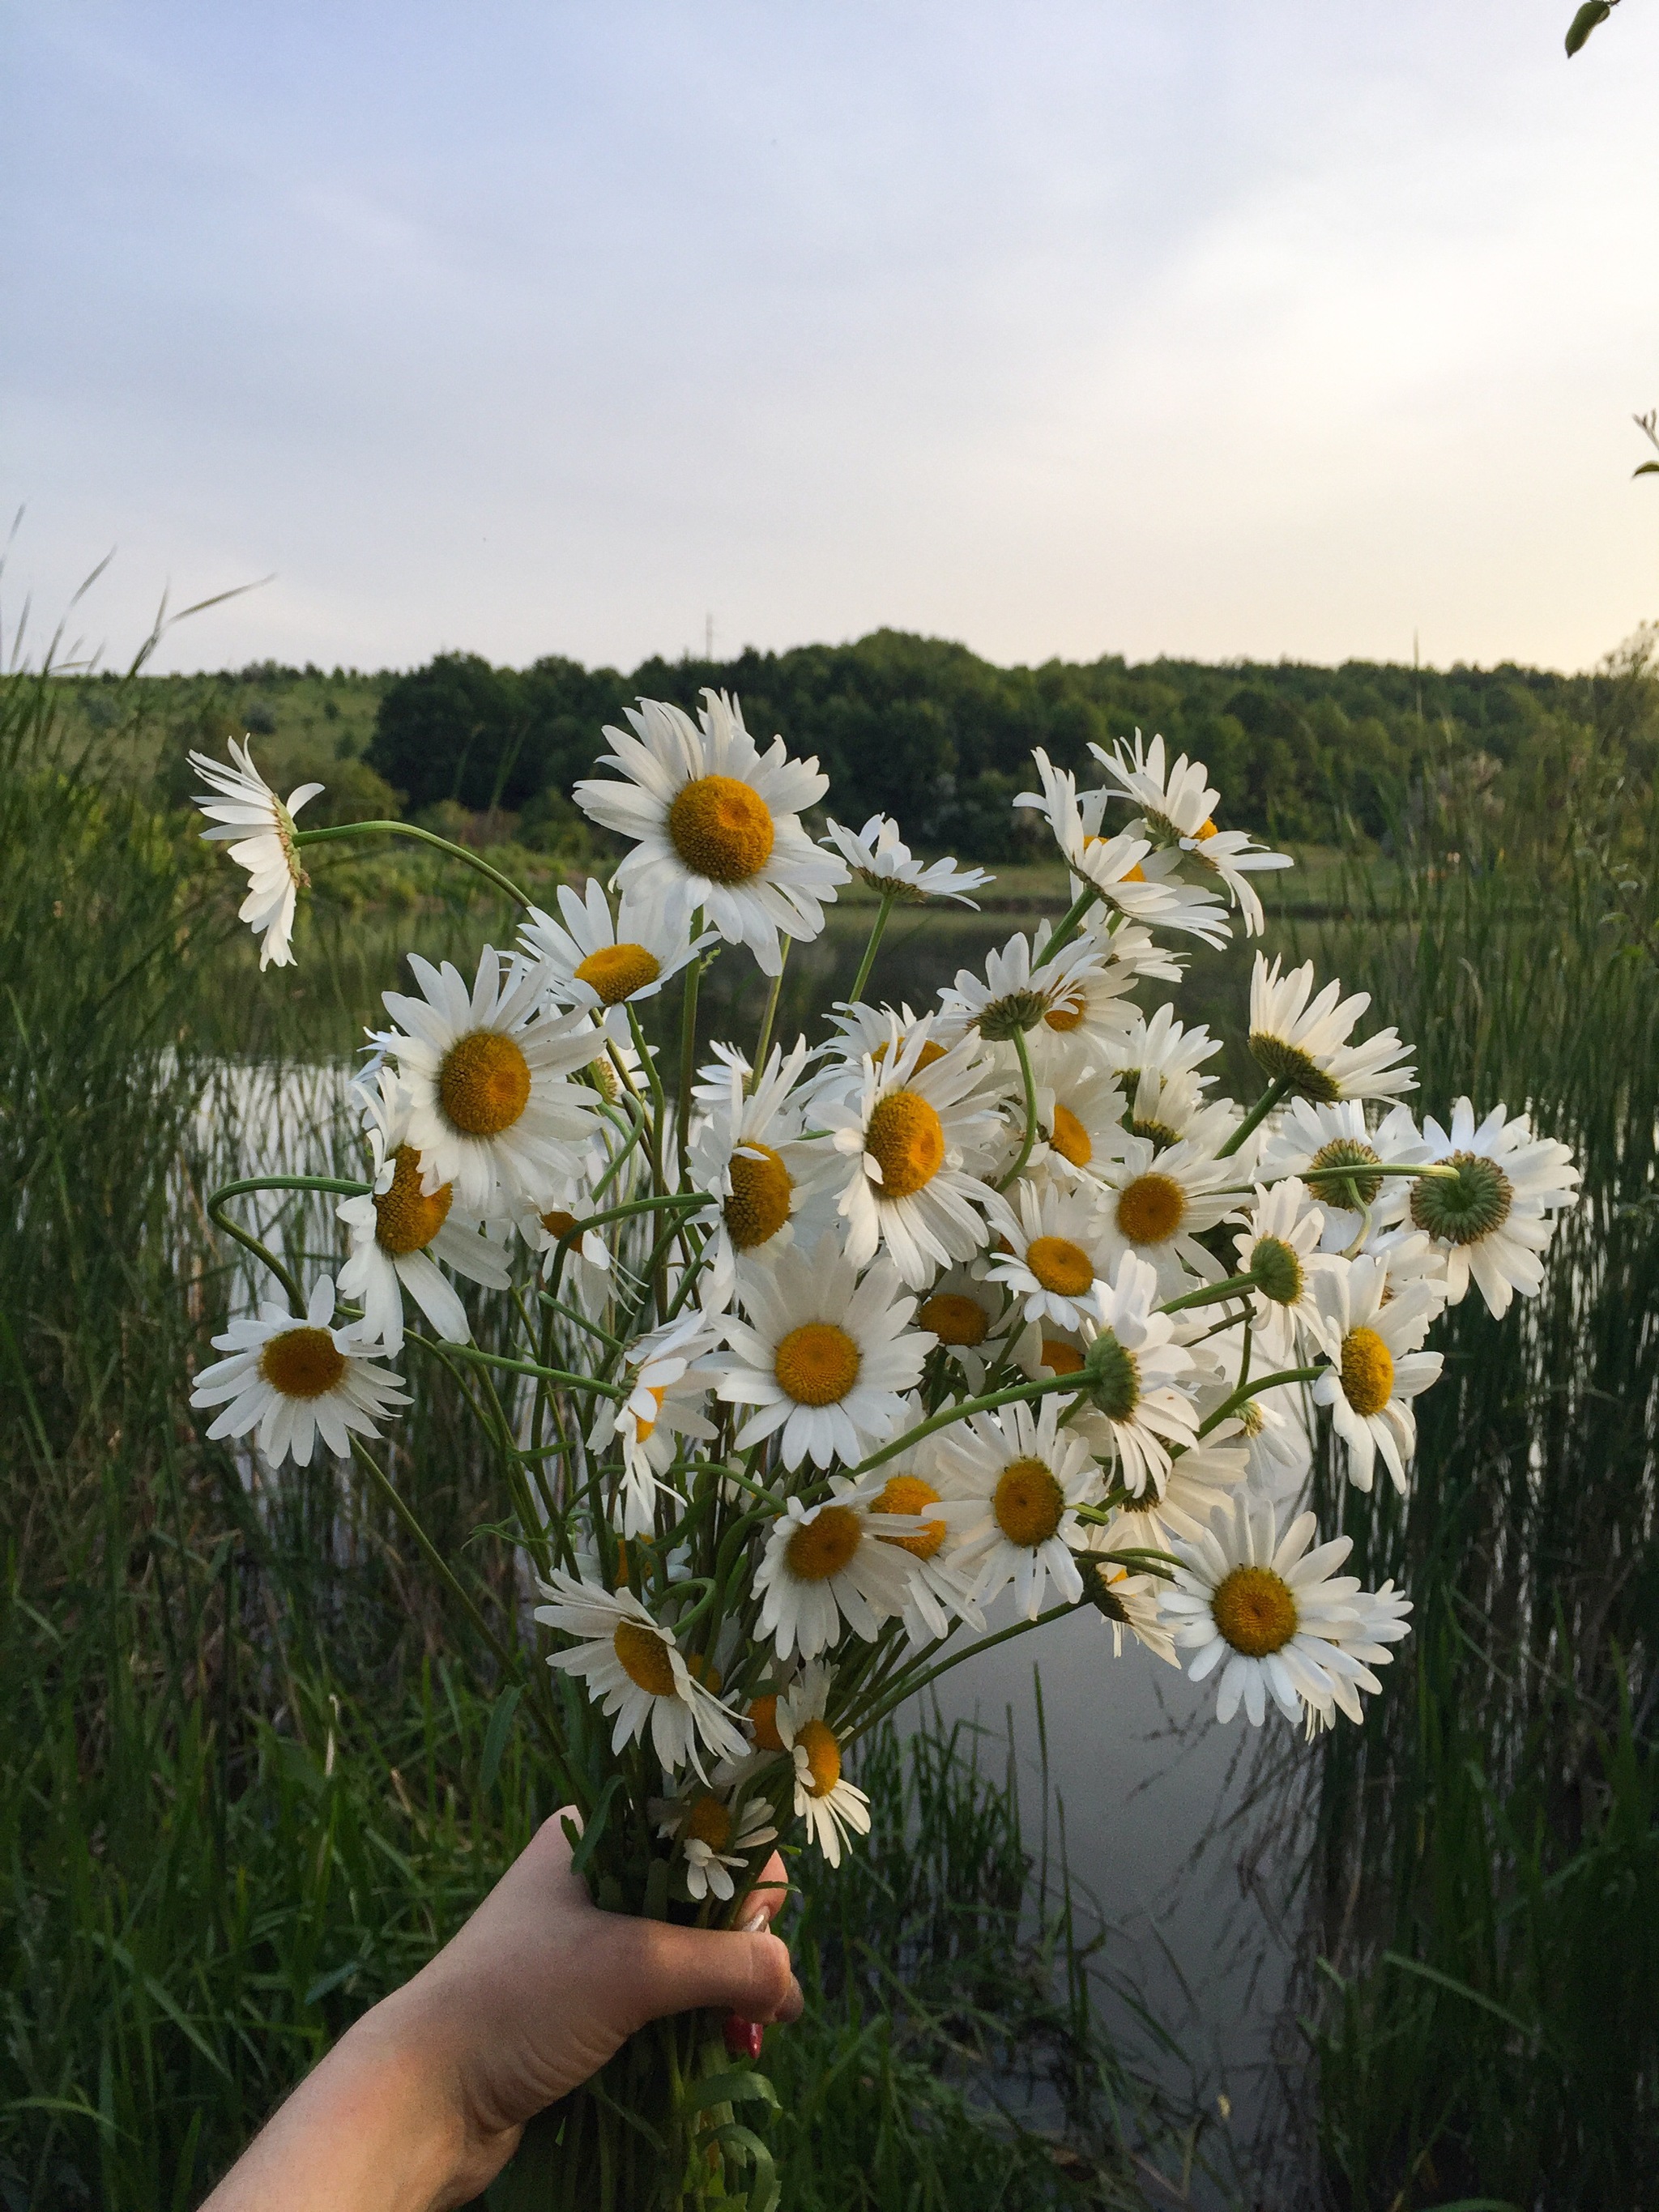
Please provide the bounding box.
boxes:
[3,1,1657,678]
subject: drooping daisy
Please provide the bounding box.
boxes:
[1408,1097,1580,1318]
[335,1068,511,1355]
[590,1312,723,1535]
[1232,1178,1344,1365]
[1073,1251,1201,1495]
[777,1664,871,1867]
[932,1396,1102,1619]
[1090,731,1293,934]
[822,815,992,906]
[190,739,322,970]
[982,1178,1113,1334]
[572,691,847,974]
[1073,1554,1178,1663]
[753,1478,921,1660]
[1159,1499,1375,1728]
[688,1036,838,1309]
[378,949,601,1216]
[650,1785,778,1902]
[535,1571,748,1775]
[190,1275,409,1468]
[1094,1134,1239,1298]
[1082,1430,1250,1553]
[520,878,712,1032]
[915,1264,1013,1392]
[1016,750,1230,943]
[1310,1255,1444,1494]
[1258,1098,1428,1248]
[718,1246,933,1470]
[1248,956,1415,1105]
[817,1020,1002,1288]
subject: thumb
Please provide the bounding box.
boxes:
[616,1918,803,2031]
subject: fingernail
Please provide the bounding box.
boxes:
[740,1907,770,1934]
[778,1974,804,2025]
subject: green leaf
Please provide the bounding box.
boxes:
[710,2121,779,2212]
[478,1683,522,1797]
[1635,460,1659,477]
[1565,1,1612,56]
[303,1955,367,2007]
[681,2065,780,2119]
[563,1775,623,1879]
[1380,1950,1541,2040]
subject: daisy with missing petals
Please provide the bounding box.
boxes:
[753,1478,922,1660]
[190,740,322,969]
[650,1785,778,1902]
[1090,731,1293,934]
[190,1275,408,1469]
[1408,1097,1580,1317]
[822,814,992,906]
[1160,1499,1376,1728]
[521,878,712,1033]
[379,950,600,1216]
[1073,1251,1201,1495]
[1016,751,1230,943]
[718,1245,932,1470]
[1259,1098,1428,1248]
[983,1178,1113,1334]
[1073,1555,1178,1664]
[818,1020,1002,1289]
[1248,956,1415,1106]
[336,1069,510,1354]
[932,1396,1101,1619]
[688,1037,837,1308]
[777,1664,871,1867]
[590,1313,723,1536]
[535,1571,748,1775]
[1094,1134,1239,1298]
[1310,1255,1444,1494]
[573,691,847,974]
[1233,1178,1343,1366]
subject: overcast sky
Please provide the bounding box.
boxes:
[4,2,1657,677]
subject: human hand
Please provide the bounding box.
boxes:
[201,1810,801,2212]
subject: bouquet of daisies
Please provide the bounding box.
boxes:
[187,699,1580,2207]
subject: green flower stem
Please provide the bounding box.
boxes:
[1037,881,1102,962]
[847,1369,1084,1481]
[1157,1271,1260,1315]
[750,936,792,1083]
[676,948,704,1187]
[538,1293,624,1350]
[1215,1074,1290,1159]
[292,819,533,910]
[849,1601,1077,1744]
[1195,1362,1323,1438]
[434,1340,628,1399]
[847,891,898,1004]
[587,1093,650,1205]
[624,1003,671,1203]
[996,1027,1040,1191]
[205,1174,370,1306]
[1300,1160,1459,1182]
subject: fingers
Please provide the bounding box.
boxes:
[620,1919,804,2033]
[734,1851,790,1933]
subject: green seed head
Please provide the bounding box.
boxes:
[1249,1031,1341,1104]
[1307,1135,1384,1208]
[1084,1327,1142,1421]
[1250,1234,1305,1306]
[1409,1150,1513,1246]
[976,989,1050,1042]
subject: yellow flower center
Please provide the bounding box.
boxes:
[993,1457,1066,1547]
[1040,1338,1085,1375]
[438,1029,532,1137]
[784,1504,864,1582]
[258,1327,348,1400]
[918,1292,989,1346]
[1212,1565,1299,1657]
[540,1208,580,1240]
[1026,1234,1094,1299]
[683,1795,733,1852]
[774,1321,862,1406]
[1122,863,1147,883]
[795,1715,842,1799]
[1195,817,1219,839]
[872,1036,948,1072]
[667,774,775,884]
[612,1618,677,1696]
[1049,1102,1092,1167]
[1115,1172,1187,1246]
[373,1144,454,1255]
[874,1473,946,1559]
[1340,1326,1395,1418]
[632,1383,667,1443]
[573,941,661,1004]
[686,1652,723,1695]
[864,1089,945,1198]
[1043,993,1086,1033]
[748,1694,785,1752]
[724,1141,794,1251]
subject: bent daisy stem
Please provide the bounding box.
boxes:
[292,819,533,910]
[850,1601,1078,1744]
[1301,1160,1459,1182]
[996,1027,1041,1193]
[206,1175,370,1306]
[1038,881,1103,964]
[1194,1362,1323,1440]
[1215,1074,1292,1159]
[750,935,792,1087]
[847,890,898,1004]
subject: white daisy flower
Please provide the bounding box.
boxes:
[865,1432,988,1644]
[1409,1097,1580,1317]
[1159,1498,1376,1728]
[1073,1555,1178,1663]
[753,1477,923,1660]
[817,1020,1002,1289]
[1073,1251,1201,1496]
[572,691,847,975]
[1094,1133,1239,1298]
[535,1571,748,1776]
[590,1312,723,1536]
[520,878,713,1031]
[190,1275,408,1469]
[378,949,601,1217]
[1258,1098,1430,1249]
[982,1178,1113,1334]
[518,1174,612,1309]
[190,739,322,969]
[932,1395,1102,1619]
[1106,1004,1230,1151]
[822,814,992,906]
[687,1036,838,1309]
[336,1073,511,1356]
[1081,1430,1250,1554]
[1310,1255,1444,1494]
[935,927,1126,1054]
[1015,750,1230,944]
[1090,730,1294,934]
[650,1785,778,1903]
[1022,1042,1127,1187]
[777,1663,871,1867]
[1233,1178,1345,1365]
[808,999,960,1106]
[718,1245,933,1471]
[1248,956,1415,1106]
[915,1264,1014,1392]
